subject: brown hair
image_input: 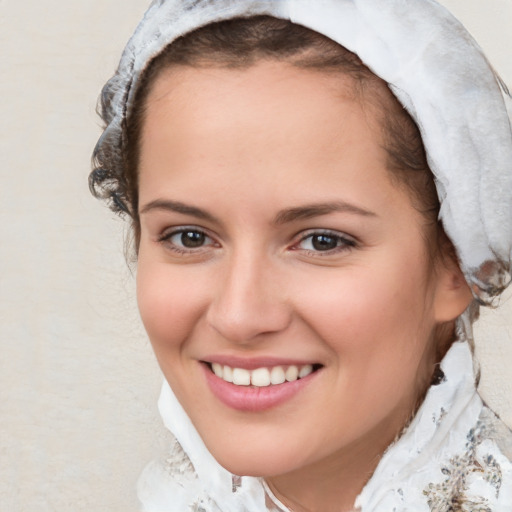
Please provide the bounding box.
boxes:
[92,15,441,253]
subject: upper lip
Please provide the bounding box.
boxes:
[201,355,321,370]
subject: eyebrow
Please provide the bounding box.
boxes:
[139,199,219,223]
[139,199,377,224]
[273,201,377,224]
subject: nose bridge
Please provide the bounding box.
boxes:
[207,245,290,343]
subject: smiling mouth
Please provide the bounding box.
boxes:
[205,362,323,387]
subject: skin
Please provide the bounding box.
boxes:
[136,61,472,512]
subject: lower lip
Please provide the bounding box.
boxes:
[202,364,319,412]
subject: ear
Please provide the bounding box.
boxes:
[433,258,473,322]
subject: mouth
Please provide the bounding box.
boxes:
[200,355,324,411]
[201,360,323,411]
[203,361,323,386]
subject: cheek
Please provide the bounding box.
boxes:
[298,262,430,347]
[292,256,435,393]
[136,259,210,358]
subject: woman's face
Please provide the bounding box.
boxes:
[136,61,469,477]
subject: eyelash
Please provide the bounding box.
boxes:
[292,230,357,256]
[157,227,357,256]
[157,227,216,254]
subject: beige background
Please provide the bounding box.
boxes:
[1,1,511,511]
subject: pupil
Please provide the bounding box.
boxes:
[312,234,337,251]
[181,231,205,248]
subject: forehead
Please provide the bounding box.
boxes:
[138,61,410,217]
[141,61,382,165]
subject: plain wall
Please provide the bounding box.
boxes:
[1,1,511,511]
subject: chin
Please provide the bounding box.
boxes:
[208,442,301,478]
[218,459,287,479]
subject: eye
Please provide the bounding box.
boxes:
[295,230,356,254]
[158,227,217,253]
[174,230,207,248]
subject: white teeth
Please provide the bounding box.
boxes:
[299,364,313,379]
[251,368,270,387]
[212,363,223,378]
[223,365,233,383]
[211,363,317,387]
[232,368,251,386]
[285,365,299,382]
[270,366,286,385]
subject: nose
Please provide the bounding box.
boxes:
[206,250,292,344]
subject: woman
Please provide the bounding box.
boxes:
[90,1,512,510]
